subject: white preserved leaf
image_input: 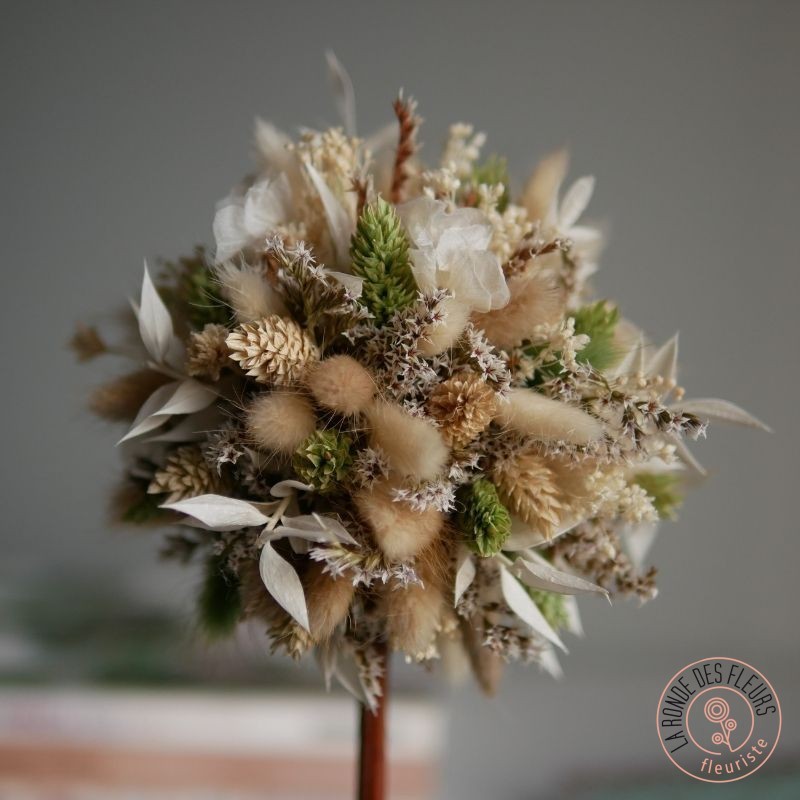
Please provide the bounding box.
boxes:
[303,160,352,267]
[671,435,707,476]
[538,646,564,679]
[316,639,339,691]
[513,552,609,598]
[558,176,595,229]
[138,262,178,364]
[454,547,476,606]
[156,379,217,416]
[272,513,358,546]
[333,648,369,707]
[260,541,310,631]
[562,595,585,637]
[269,480,314,498]
[647,334,679,384]
[162,494,271,530]
[117,380,216,445]
[504,515,579,550]
[145,407,223,443]
[499,565,566,652]
[117,380,181,444]
[622,521,659,571]
[673,398,771,432]
[609,336,645,379]
[325,50,356,137]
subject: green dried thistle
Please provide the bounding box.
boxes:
[350,198,417,325]
[293,429,354,493]
[458,478,512,557]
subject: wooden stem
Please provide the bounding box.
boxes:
[357,643,389,800]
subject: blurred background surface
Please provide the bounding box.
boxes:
[1,1,798,797]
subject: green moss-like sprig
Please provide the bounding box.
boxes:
[458,478,511,557]
[350,198,417,325]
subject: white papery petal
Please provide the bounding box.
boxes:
[559,175,595,229]
[408,247,439,293]
[212,201,248,263]
[396,196,442,247]
[436,223,493,260]
[243,174,291,238]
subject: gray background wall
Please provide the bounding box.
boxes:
[1,1,798,797]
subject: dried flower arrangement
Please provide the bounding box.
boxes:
[74,57,768,717]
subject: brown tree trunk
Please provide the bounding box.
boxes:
[357,643,389,800]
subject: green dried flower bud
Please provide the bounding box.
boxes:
[350,198,417,325]
[293,429,354,493]
[458,478,511,557]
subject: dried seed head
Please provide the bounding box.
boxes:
[226,315,318,385]
[148,446,220,504]
[186,323,230,381]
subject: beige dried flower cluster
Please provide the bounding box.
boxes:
[75,58,767,704]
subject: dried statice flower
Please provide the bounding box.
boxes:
[353,446,390,489]
[391,479,457,513]
[204,424,246,475]
[309,542,423,589]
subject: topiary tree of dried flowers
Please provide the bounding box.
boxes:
[72,57,768,800]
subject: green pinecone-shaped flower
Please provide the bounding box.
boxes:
[458,478,511,557]
[293,429,354,493]
[350,198,417,325]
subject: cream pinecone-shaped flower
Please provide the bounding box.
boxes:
[186,323,230,381]
[226,315,318,385]
[427,371,497,447]
[148,446,220,503]
[491,447,565,538]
